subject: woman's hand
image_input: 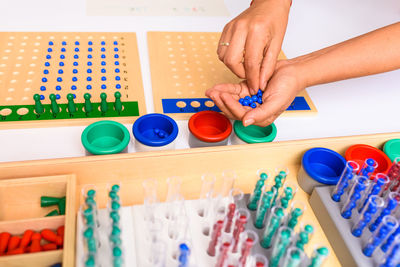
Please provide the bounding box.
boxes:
[206,60,305,127]
[217,0,291,95]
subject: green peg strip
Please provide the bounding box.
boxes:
[247,179,265,210]
[255,190,275,229]
[270,229,292,267]
[0,93,139,122]
[308,247,329,267]
[288,208,303,229]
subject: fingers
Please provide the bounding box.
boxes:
[244,28,270,95]
[242,96,284,127]
[222,30,247,79]
[220,91,250,120]
[207,89,235,119]
[217,23,233,63]
[205,83,242,96]
[259,40,281,90]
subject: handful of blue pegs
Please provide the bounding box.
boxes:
[239,89,263,108]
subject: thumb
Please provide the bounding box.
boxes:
[242,98,282,127]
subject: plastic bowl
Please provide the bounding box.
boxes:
[298,147,346,194]
[232,120,277,144]
[132,113,179,151]
[81,120,130,155]
[384,139,400,162]
[188,111,232,147]
[345,144,392,174]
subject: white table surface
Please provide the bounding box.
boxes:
[0,0,399,162]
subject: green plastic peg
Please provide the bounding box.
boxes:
[85,255,95,267]
[33,94,44,114]
[49,94,60,115]
[84,93,93,114]
[87,189,96,197]
[83,207,93,216]
[110,211,120,223]
[261,207,284,248]
[41,196,61,207]
[308,247,329,267]
[114,92,122,113]
[87,238,97,252]
[305,224,314,234]
[111,201,121,211]
[100,93,108,113]
[110,235,122,245]
[113,246,122,257]
[109,191,119,200]
[67,93,77,115]
[58,196,66,215]
[113,257,123,267]
[111,184,120,192]
[270,229,292,267]
[45,209,60,217]
[84,227,94,239]
[260,172,268,180]
[85,196,96,206]
[111,225,121,236]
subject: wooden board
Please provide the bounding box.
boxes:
[2,132,399,266]
[0,32,146,129]
[148,31,317,119]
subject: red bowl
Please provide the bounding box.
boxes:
[345,144,392,175]
[188,111,232,143]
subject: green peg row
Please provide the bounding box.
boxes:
[85,255,95,267]
[111,184,120,192]
[40,195,66,217]
[32,92,126,117]
[87,189,96,198]
[111,201,121,211]
[84,227,94,239]
[113,246,122,257]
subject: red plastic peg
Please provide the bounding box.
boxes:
[6,247,24,255]
[29,233,42,253]
[7,236,21,252]
[42,243,58,251]
[20,230,34,248]
[57,225,65,238]
[0,232,11,255]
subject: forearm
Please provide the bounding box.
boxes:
[291,22,400,87]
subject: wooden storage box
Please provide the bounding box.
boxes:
[0,174,76,267]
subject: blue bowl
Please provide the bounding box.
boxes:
[132,113,179,147]
[302,147,346,185]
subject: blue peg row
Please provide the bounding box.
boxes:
[101,54,106,59]
[101,61,106,66]
[88,41,93,45]
[62,41,66,45]
[88,55,93,59]
[58,69,63,74]
[56,94,60,99]
[71,85,77,90]
[370,192,400,232]
[73,62,78,66]
[363,215,398,257]
[57,77,62,82]
[48,48,52,52]
[61,48,66,52]
[88,47,93,52]
[60,55,65,59]
[56,85,61,91]
[44,70,49,75]
[75,41,80,45]
[101,47,106,52]
[116,84,121,89]
[101,77,106,81]
[87,77,92,82]
[59,62,64,67]
[115,61,119,66]
[239,89,263,109]
[72,77,77,82]
[113,41,118,45]
[75,48,79,52]
[332,161,359,202]
[114,48,118,52]
[101,85,106,89]
[45,62,50,67]
[341,176,371,219]
[114,54,119,59]
[40,86,46,91]
[351,195,383,237]
[42,77,47,83]
[87,85,92,90]
[359,174,389,212]
[101,41,106,45]
[40,95,45,100]
[101,69,106,73]
[48,41,54,46]
[115,68,120,73]
[74,55,79,59]
[46,55,51,59]
[115,76,120,81]
[88,62,93,66]
[87,69,92,74]
[73,68,78,73]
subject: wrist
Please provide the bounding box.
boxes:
[251,0,292,10]
[275,59,310,90]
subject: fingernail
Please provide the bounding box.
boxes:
[243,118,255,127]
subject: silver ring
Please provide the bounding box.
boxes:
[219,42,230,46]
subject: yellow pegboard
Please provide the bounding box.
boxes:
[0,32,146,129]
[148,31,317,119]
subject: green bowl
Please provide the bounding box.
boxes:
[233,120,277,144]
[384,139,400,162]
[81,120,130,155]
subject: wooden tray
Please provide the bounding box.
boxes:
[0,174,76,267]
[1,132,399,266]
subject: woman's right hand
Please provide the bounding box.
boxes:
[217,0,291,94]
